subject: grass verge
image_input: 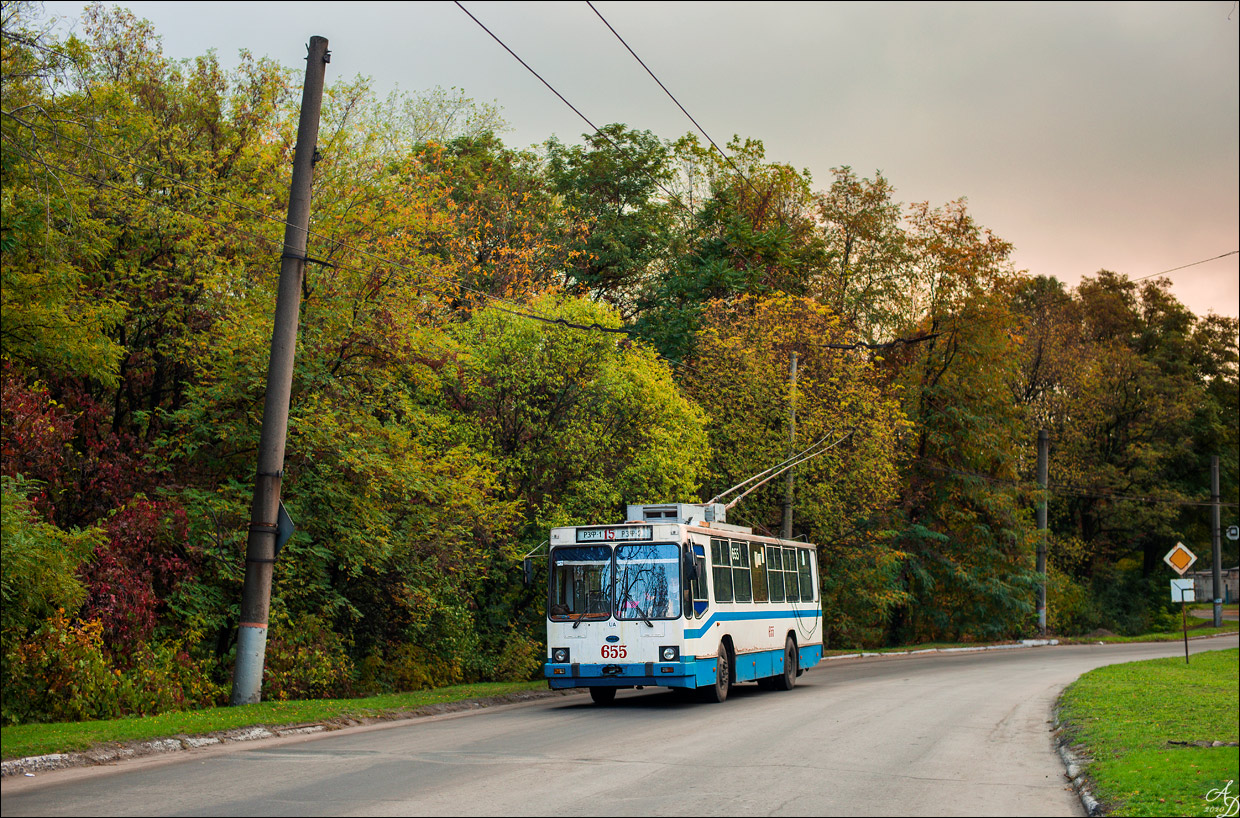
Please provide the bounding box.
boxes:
[1058,619,1240,645]
[1,681,546,762]
[1057,647,1239,817]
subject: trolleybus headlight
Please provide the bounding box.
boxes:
[660,646,679,661]
[552,647,570,663]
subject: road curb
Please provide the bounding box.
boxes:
[1,723,318,778]
[1053,708,1105,817]
[1,688,583,779]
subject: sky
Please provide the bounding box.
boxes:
[38,0,1240,321]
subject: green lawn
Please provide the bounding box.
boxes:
[1057,648,1240,817]
[1,681,548,761]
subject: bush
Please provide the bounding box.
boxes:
[1,476,101,655]
[1047,565,1095,635]
[489,627,544,682]
[354,642,464,695]
[2,612,116,725]
[260,613,355,701]
[80,498,194,653]
[1045,560,1181,637]
[1,611,223,725]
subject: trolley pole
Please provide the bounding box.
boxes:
[1212,455,1222,629]
[782,352,798,540]
[231,36,329,706]
[1036,429,1048,636]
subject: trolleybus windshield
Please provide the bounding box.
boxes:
[549,546,611,621]
[548,543,683,622]
[614,543,680,621]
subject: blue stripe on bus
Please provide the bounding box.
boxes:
[683,609,821,640]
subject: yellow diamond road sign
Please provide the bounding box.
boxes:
[1163,542,1197,575]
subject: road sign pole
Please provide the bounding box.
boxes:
[1212,455,1222,628]
[1182,587,1189,665]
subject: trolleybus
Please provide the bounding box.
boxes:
[543,502,823,703]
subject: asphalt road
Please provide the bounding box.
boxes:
[3,636,1237,817]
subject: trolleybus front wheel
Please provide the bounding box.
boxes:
[701,642,731,703]
[589,687,617,705]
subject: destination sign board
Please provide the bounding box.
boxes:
[576,525,653,543]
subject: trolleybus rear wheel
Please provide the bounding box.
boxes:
[773,636,797,691]
[589,687,617,705]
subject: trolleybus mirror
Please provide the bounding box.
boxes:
[522,557,533,587]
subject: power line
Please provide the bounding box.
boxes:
[585,1,765,204]
[453,2,939,359]
[453,2,789,249]
[1130,250,1238,283]
[453,1,604,137]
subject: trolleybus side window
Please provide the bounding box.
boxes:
[614,543,681,620]
[749,542,768,602]
[798,548,815,602]
[766,545,784,602]
[783,547,801,602]
[549,546,611,620]
[691,544,709,617]
[731,540,752,602]
[710,538,733,603]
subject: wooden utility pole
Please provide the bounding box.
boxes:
[1212,455,1222,629]
[782,352,798,540]
[231,36,329,706]
[1036,429,1048,636]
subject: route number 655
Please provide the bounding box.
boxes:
[601,644,627,659]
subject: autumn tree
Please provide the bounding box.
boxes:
[682,295,907,647]
[884,200,1038,643]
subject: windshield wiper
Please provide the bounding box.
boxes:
[619,594,654,628]
[571,608,593,629]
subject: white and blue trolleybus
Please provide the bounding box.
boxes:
[543,502,823,703]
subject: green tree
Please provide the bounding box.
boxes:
[1012,271,1239,631]
[450,294,709,664]
[814,166,913,342]
[546,123,675,313]
[635,135,829,361]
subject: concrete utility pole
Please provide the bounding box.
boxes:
[231,36,329,706]
[782,352,798,540]
[1212,455,1222,629]
[1036,429,1048,636]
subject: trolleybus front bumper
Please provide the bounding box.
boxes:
[544,657,711,689]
